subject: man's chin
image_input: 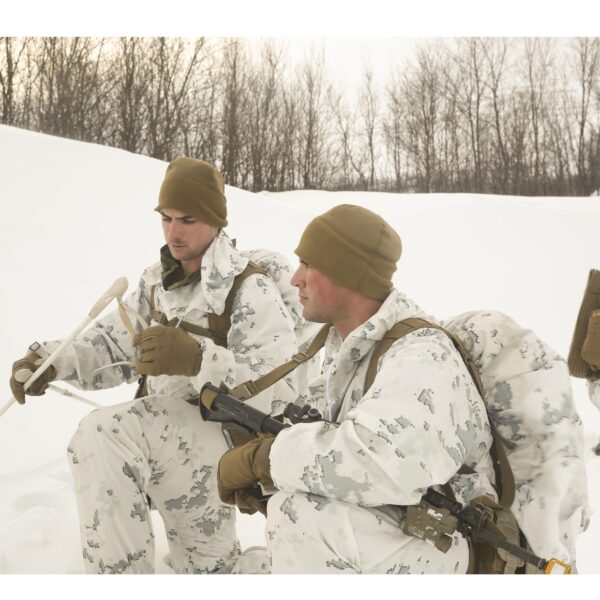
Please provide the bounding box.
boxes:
[302,308,326,324]
[169,246,189,260]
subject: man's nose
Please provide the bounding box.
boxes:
[167,220,183,239]
[291,265,305,288]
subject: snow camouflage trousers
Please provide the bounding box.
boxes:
[68,394,242,574]
[266,491,469,574]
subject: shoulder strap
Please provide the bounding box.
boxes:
[228,324,332,400]
[207,260,267,347]
[364,318,428,394]
[146,261,267,348]
[365,317,515,508]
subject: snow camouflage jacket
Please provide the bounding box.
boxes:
[269,289,498,570]
[42,230,300,414]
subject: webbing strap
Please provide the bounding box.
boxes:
[147,261,267,348]
[365,317,515,509]
[228,323,333,400]
[207,261,267,347]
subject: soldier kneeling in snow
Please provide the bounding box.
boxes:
[9,158,301,574]
[217,205,498,573]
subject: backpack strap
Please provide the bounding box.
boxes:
[227,323,332,400]
[207,260,267,347]
[147,260,267,348]
[365,317,515,509]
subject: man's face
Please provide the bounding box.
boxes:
[160,207,219,263]
[291,260,349,323]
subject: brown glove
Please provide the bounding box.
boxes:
[134,324,202,377]
[217,435,275,512]
[232,488,270,516]
[10,350,56,404]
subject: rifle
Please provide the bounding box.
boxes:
[198,382,572,575]
[199,382,322,434]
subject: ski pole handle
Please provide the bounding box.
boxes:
[88,277,128,319]
[2,277,129,417]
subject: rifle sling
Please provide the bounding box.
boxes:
[228,323,333,400]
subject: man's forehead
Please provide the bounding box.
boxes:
[159,208,194,219]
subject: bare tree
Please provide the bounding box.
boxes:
[570,37,600,194]
[181,40,221,165]
[246,40,288,191]
[0,37,29,125]
[481,38,511,193]
[358,68,380,190]
[144,37,207,161]
[402,45,444,192]
[521,38,555,194]
[383,70,406,191]
[3,35,600,196]
[108,37,151,154]
[295,48,335,189]
[331,90,366,189]
[219,38,250,187]
[447,38,488,192]
[279,82,300,189]
[30,38,110,140]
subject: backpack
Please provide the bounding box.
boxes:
[365,310,589,573]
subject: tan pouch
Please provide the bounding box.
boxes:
[582,310,600,368]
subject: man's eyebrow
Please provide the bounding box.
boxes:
[159,212,196,222]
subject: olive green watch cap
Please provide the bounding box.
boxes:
[155,157,228,227]
[295,204,402,301]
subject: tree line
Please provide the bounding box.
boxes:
[1,36,599,195]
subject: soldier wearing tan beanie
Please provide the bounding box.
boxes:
[10,155,302,574]
[217,203,494,573]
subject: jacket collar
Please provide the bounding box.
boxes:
[197,230,249,315]
[159,230,249,316]
[160,245,200,290]
[324,289,432,363]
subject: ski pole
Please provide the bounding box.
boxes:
[1,277,129,417]
[46,383,103,409]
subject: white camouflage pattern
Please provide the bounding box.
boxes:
[443,310,590,567]
[267,289,496,573]
[44,231,302,573]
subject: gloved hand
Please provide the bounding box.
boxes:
[217,435,275,513]
[10,350,56,404]
[231,488,270,516]
[134,324,202,377]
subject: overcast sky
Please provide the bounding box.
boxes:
[4,0,597,37]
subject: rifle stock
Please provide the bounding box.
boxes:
[199,382,287,435]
